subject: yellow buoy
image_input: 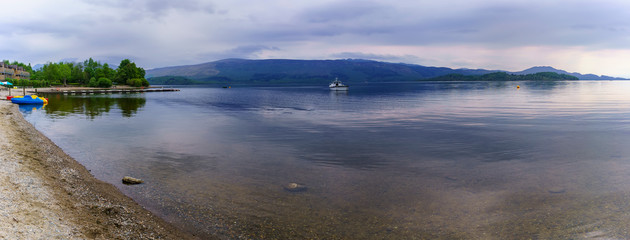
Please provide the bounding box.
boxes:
[517,85,520,89]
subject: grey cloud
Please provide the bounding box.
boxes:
[5,0,630,75]
[82,0,215,19]
[208,1,398,44]
[144,0,215,14]
[299,0,389,23]
[197,45,281,62]
[240,0,630,49]
[401,1,630,48]
[288,1,397,38]
[6,12,96,38]
[59,58,79,63]
[228,45,280,56]
[96,55,142,67]
[331,52,422,63]
[80,0,124,8]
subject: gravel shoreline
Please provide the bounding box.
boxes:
[0,100,196,239]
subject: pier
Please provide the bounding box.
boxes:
[42,88,180,94]
[1,87,179,98]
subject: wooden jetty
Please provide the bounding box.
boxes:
[33,88,180,95]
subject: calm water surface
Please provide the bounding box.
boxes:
[20,81,630,239]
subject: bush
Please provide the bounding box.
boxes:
[88,77,98,87]
[126,78,144,87]
[98,77,112,88]
[30,80,50,88]
[4,79,50,87]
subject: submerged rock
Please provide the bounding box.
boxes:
[284,182,307,192]
[548,187,566,194]
[444,175,458,181]
[122,176,144,185]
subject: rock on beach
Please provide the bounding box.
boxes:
[284,182,307,192]
[122,176,144,185]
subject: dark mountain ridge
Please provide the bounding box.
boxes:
[513,66,624,80]
[146,59,625,84]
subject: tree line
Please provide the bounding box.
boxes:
[3,58,149,88]
[426,72,580,81]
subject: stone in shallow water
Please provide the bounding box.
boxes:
[548,187,566,194]
[284,182,307,192]
[122,176,144,185]
[444,175,458,181]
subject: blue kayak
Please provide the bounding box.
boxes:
[11,95,48,104]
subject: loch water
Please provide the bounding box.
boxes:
[20,81,630,239]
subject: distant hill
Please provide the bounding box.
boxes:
[428,72,579,81]
[146,59,498,84]
[33,64,44,71]
[146,59,625,85]
[513,66,626,80]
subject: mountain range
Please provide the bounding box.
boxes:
[145,59,626,84]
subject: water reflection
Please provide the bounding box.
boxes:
[42,94,146,119]
[521,80,569,89]
[329,90,348,96]
[20,81,630,239]
[17,104,46,114]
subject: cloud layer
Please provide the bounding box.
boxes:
[1,0,629,77]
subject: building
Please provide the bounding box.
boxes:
[0,62,30,81]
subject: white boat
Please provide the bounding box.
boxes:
[329,78,348,91]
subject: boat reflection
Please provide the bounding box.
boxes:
[18,103,46,114]
[329,89,348,97]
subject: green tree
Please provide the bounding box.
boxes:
[31,70,43,80]
[59,63,71,86]
[102,63,116,80]
[83,58,100,80]
[115,59,147,86]
[88,77,98,87]
[94,68,104,80]
[126,78,143,87]
[97,77,113,88]
[115,59,133,84]
[42,62,61,82]
[70,63,87,84]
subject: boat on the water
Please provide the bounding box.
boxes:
[10,95,48,104]
[329,78,348,91]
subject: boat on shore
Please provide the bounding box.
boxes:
[10,95,48,104]
[329,78,349,91]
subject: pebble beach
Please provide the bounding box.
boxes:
[0,98,196,239]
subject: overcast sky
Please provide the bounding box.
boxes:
[1,0,629,77]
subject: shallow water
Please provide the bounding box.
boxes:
[20,81,630,239]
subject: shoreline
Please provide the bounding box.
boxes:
[0,100,197,239]
[0,86,177,97]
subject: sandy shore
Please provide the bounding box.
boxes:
[0,100,196,239]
